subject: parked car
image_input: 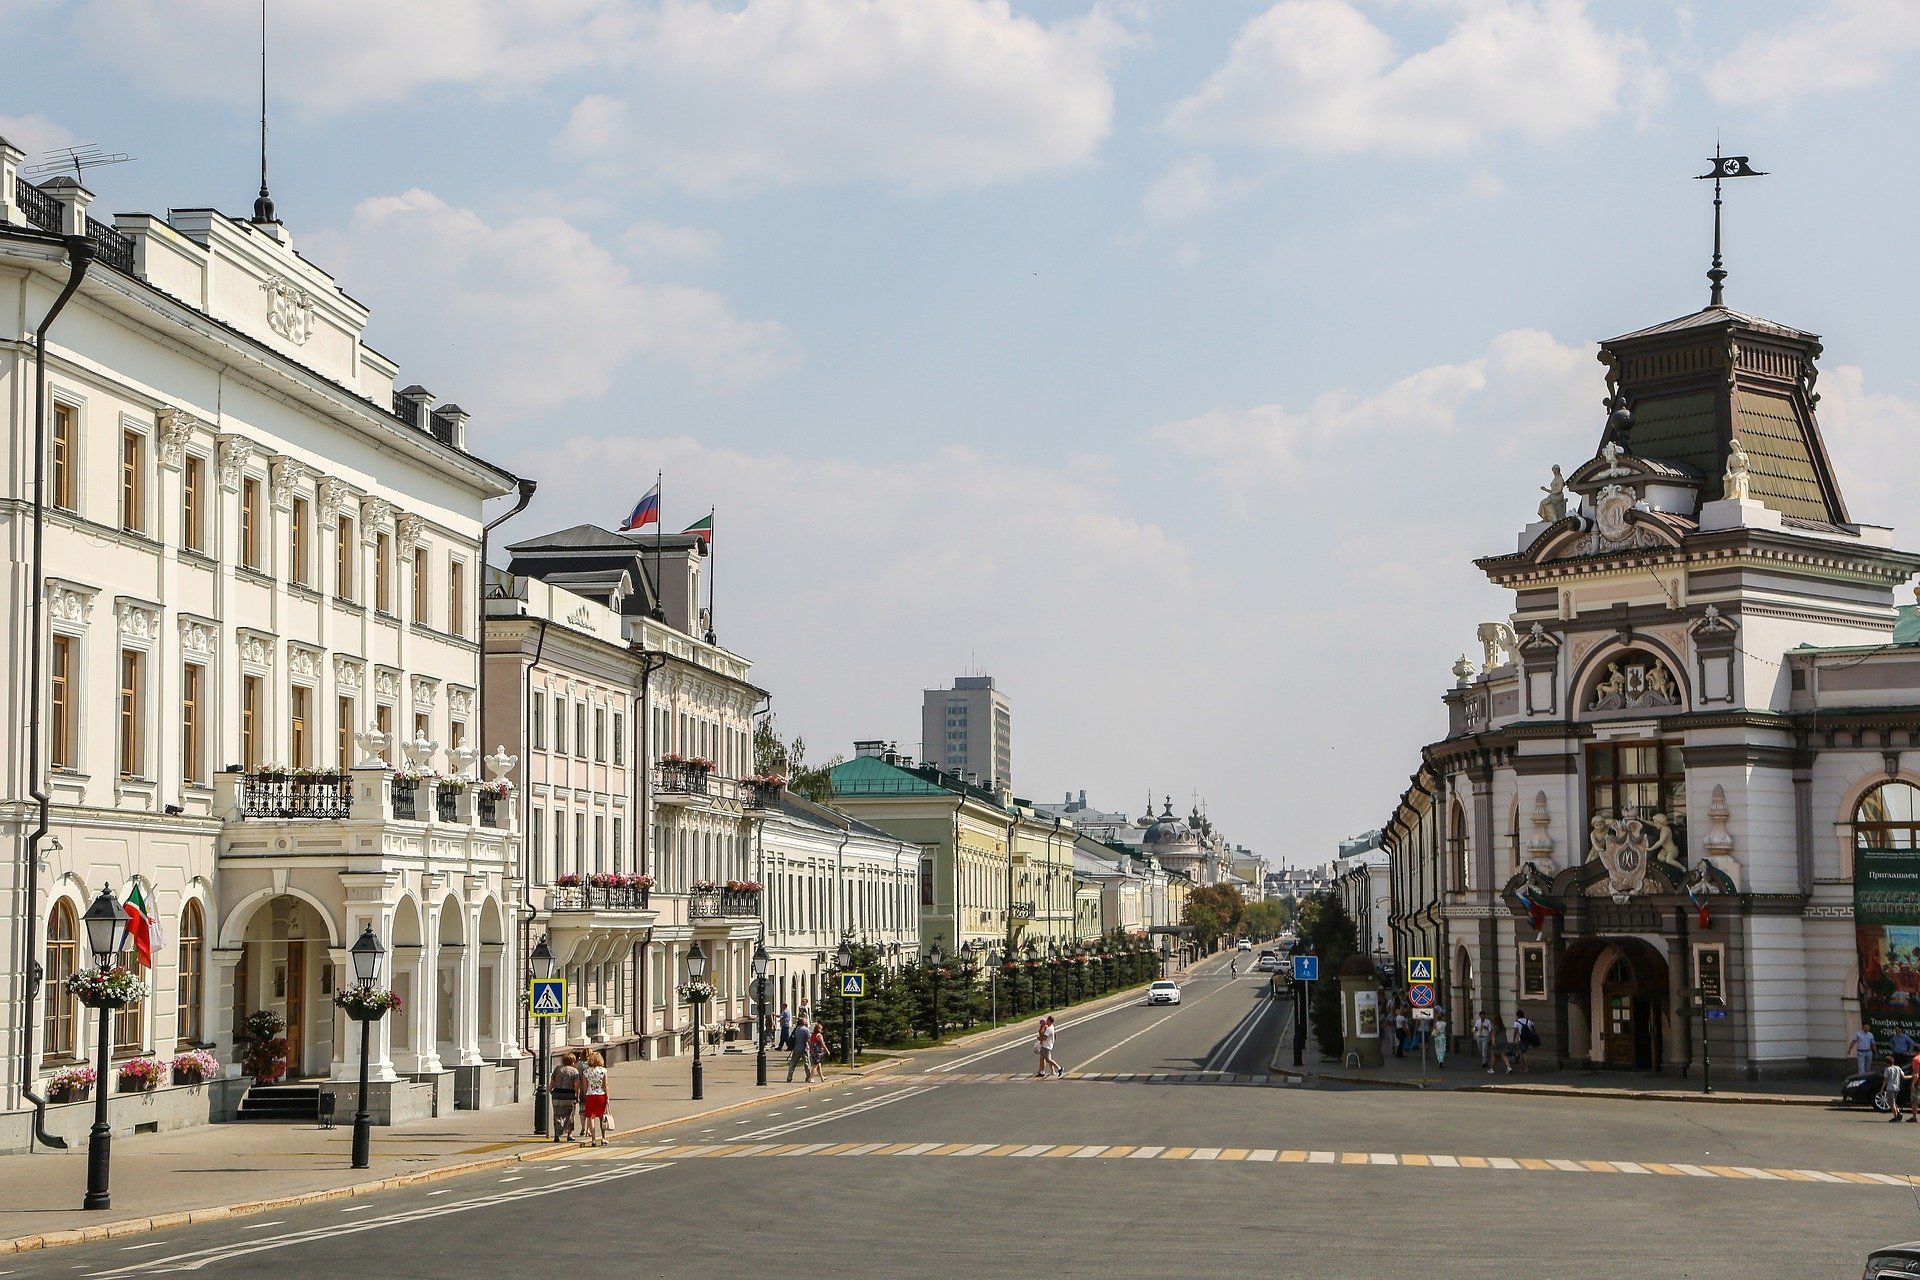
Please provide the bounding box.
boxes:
[1864,1241,1920,1277]
[1146,980,1182,1006]
[1841,1070,1907,1113]
[1255,955,1283,973]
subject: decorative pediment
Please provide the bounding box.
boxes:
[1581,809,1686,900]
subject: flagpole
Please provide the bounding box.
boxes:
[1708,141,1726,307]
[653,470,665,622]
[705,507,717,645]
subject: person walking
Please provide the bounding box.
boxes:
[1907,1042,1920,1123]
[1034,1015,1062,1078]
[1883,1052,1909,1123]
[549,1052,582,1143]
[1489,1015,1511,1074]
[1391,1008,1408,1059]
[778,1003,793,1051]
[1894,1027,1917,1064]
[807,1023,828,1082]
[580,1050,610,1147]
[786,1013,812,1082]
[1473,1013,1494,1069]
[1850,1023,1878,1076]
[1512,1009,1537,1072]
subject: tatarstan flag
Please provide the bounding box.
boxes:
[681,512,714,546]
[124,883,161,967]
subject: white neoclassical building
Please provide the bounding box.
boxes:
[0,146,527,1147]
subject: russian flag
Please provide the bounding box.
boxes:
[620,481,661,532]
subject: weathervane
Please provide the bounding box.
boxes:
[1694,143,1766,307]
[253,0,276,223]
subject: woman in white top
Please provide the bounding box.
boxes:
[580,1050,611,1147]
[1035,1015,1062,1078]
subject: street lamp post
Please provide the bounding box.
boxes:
[987,947,1001,1027]
[348,924,386,1170]
[927,942,945,1042]
[687,944,708,1101]
[836,940,855,1066]
[753,943,770,1087]
[80,886,130,1211]
[530,936,556,1136]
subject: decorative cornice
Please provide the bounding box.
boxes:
[156,406,198,469]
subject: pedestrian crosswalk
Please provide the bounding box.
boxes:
[881,1071,1285,1086]
[588,1139,1917,1190]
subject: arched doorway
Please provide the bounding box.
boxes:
[1560,936,1668,1070]
[1455,946,1475,1030]
[234,895,338,1079]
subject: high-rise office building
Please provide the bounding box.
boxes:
[921,675,1012,787]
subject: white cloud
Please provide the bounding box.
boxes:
[1166,0,1646,157]
[68,0,628,115]
[1812,365,1920,523]
[618,221,726,269]
[1140,155,1248,222]
[0,112,76,164]
[1706,0,1920,108]
[307,190,796,422]
[1151,328,1589,487]
[555,0,1132,194]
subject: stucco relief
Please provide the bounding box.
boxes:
[395,514,426,552]
[318,478,352,523]
[1587,652,1681,712]
[412,676,439,709]
[375,669,401,700]
[334,657,364,691]
[448,688,473,718]
[217,436,255,492]
[360,497,393,542]
[239,633,273,669]
[289,646,321,679]
[156,407,199,469]
[116,600,160,642]
[263,274,317,346]
[178,616,217,657]
[270,457,312,511]
[48,584,94,626]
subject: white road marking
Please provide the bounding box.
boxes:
[84,1162,668,1276]
[1073,1011,1180,1072]
[118,1243,165,1251]
[1128,1145,1165,1159]
[732,1085,937,1141]
[238,1221,284,1230]
[1203,992,1274,1073]
[338,1205,373,1214]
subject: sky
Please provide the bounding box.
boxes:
[8,0,1920,867]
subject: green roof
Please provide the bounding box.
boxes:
[827,755,949,798]
[1896,604,1920,646]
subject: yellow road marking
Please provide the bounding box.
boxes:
[1516,1158,1553,1171]
[929,1143,971,1156]
[1162,1147,1197,1160]
[1279,1150,1308,1163]
[1218,1149,1250,1162]
[1096,1145,1136,1158]
[983,1144,1025,1157]
[1457,1156,1489,1169]
[871,1143,916,1156]
[817,1143,862,1156]
[1578,1160,1616,1173]
[1640,1163,1683,1176]
[1401,1154,1430,1167]
[1339,1152,1368,1165]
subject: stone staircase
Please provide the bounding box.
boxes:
[233,1082,325,1124]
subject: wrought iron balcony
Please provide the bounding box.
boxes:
[549,882,652,912]
[690,888,760,920]
[655,761,712,798]
[236,771,350,820]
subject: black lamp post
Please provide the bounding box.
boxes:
[1023,938,1037,1017]
[836,940,855,1066]
[1047,942,1059,1009]
[348,924,385,1170]
[530,935,555,1135]
[927,942,945,1042]
[687,944,708,1100]
[986,946,1001,1027]
[81,885,130,1211]
[752,943,770,1086]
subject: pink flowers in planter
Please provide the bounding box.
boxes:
[588,872,652,890]
[690,879,718,892]
[117,1057,165,1091]
[49,1064,95,1099]
[555,873,583,887]
[171,1049,221,1084]
[724,880,762,893]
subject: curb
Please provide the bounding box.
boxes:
[0,1056,897,1258]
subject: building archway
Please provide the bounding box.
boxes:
[1455,945,1475,1030]
[233,895,338,1079]
[1559,936,1667,1070]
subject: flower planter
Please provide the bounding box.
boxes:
[118,1077,157,1094]
[171,1069,208,1087]
[48,1084,91,1104]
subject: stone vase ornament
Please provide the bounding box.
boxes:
[447,744,479,781]
[403,733,438,773]
[484,746,518,785]
[354,726,392,769]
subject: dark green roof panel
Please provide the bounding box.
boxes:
[1627,391,1719,487]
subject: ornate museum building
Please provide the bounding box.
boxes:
[1384,278,1920,1079]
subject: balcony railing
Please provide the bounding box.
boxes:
[477,791,504,829]
[746,781,783,810]
[391,778,420,821]
[655,761,711,798]
[435,785,459,823]
[17,182,60,234]
[690,888,760,920]
[549,883,652,912]
[237,772,350,820]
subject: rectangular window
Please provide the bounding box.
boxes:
[336,516,355,599]
[414,711,430,746]
[289,684,311,768]
[612,711,625,766]
[120,430,144,533]
[181,662,205,785]
[118,649,143,778]
[450,718,467,750]
[594,816,606,872]
[575,705,587,758]
[374,531,392,612]
[241,675,263,771]
[920,853,935,907]
[374,702,393,747]
[531,692,546,750]
[612,816,624,866]
[447,557,465,637]
[412,548,429,622]
[290,497,312,587]
[49,635,75,770]
[240,477,263,570]
[574,813,586,876]
[337,695,355,771]
[530,809,546,884]
[553,697,567,754]
[594,707,607,762]
[1585,739,1686,839]
[113,956,145,1054]
[51,403,77,512]
[182,454,206,552]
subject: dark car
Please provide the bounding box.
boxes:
[1841,1071,1907,1113]
[1865,1241,1920,1277]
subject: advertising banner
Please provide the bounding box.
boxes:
[1854,844,1920,1042]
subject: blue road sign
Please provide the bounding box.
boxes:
[1705,1008,1727,1020]
[1406,956,1435,984]
[529,978,567,1019]
[841,973,866,998]
[1292,955,1319,982]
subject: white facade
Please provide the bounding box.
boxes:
[1,155,524,1145]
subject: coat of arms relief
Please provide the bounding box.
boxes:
[1586,810,1686,900]
[263,274,316,346]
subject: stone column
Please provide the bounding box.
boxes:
[457,903,485,1067]
[417,906,443,1074]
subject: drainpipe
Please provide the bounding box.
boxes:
[514,615,551,1056]
[21,234,91,1151]
[627,646,664,1043]
[476,479,532,1056]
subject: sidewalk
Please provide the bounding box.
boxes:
[0,1044,882,1255]
[1274,1040,1842,1106]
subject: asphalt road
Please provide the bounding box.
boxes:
[40,957,1920,1279]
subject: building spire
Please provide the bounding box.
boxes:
[1694,143,1765,308]
[252,0,275,224]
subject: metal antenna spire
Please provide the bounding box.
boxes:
[1694,143,1765,308]
[253,0,275,223]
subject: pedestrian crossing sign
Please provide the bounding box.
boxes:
[841,973,866,999]
[1406,956,1435,984]
[529,978,567,1019]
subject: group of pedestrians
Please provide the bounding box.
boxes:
[778,1003,831,1082]
[1469,1009,1539,1073]
[546,1050,612,1146]
[1377,990,1444,1059]
[1859,1024,1920,1122]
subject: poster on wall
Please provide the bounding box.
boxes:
[1854,844,1920,1041]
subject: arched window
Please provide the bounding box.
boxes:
[1509,796,1522,873]
[177,901,205,1046]
[1856,782,1920,849]
[44,902,78,1058]
[1449,802,1470,891]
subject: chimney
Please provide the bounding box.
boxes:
[37,175,93,236]
[430,403,469,450]
[0,137,23,226]
[854,740,887,759]
[1079,790,1087,806]
[394,385,433,430]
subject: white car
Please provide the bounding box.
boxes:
[1237,939,1253,951]
[1255,955,1283,973]
[1146,980,1182,1005]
